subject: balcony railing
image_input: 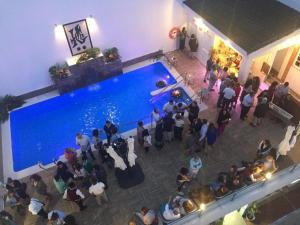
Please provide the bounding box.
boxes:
[170,164,300,225]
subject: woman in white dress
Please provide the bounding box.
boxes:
[277,125,295,159]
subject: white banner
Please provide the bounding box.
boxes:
[63,19,93,56]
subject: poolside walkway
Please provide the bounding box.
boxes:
[4,50,300,225]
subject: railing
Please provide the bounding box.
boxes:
[170,164,300,225]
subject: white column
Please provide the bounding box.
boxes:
[238,56,252,84]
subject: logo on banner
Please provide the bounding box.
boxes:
[63,19,93,56]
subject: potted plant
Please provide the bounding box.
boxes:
[49,62,69,82]
[104,47,120,63]
[76,47,101,64]
[0,95,25,123]
[244,203,260,221]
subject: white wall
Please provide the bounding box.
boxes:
[0,0,187,96]
[285,65,300,95]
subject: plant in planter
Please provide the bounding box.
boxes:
[49,62,69,82]
[0,95,25,123]
[104,47,120,63]
[76,47,101,64]
[244,203,260,221]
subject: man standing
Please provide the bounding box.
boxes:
[222,84,236,110]
[204,56,214,82]
[198,119,209,150]
[273,82,289,104]
[240,92,254,120]
[76,133,95,160]
[163,100,175,114]
[188,34,198,59]
[89,177,108,206]
[103,121,117,144]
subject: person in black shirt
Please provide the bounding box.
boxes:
[163,112,175,142]
[217,109,231,135]
[187,101,199,124]
[103,121,117,144]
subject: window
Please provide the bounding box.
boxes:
[295,50,300,68]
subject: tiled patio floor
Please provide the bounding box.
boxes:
[5,50,300,225]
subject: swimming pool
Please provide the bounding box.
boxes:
[10,62,192,172]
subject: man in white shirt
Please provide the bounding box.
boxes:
[222,85,236,110]
[175,102,187,116]
[240,92,254,120]
[89,177,108,206]
[199,119,209,146]
[76,133,95,160]
[151,108,161,128]
[163,100,175,114]
[48,210,65,225]
[28,198,48,219]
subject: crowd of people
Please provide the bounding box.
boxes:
[2,47,297,225]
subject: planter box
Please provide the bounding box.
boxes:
[55,57,123,94]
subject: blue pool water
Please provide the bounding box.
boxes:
[10,62,192,171]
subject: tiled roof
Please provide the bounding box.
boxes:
[184,0,300,53]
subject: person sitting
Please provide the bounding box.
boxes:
[28,198,48,219]
[63,182,86,211]
[256,139,272,159]
[249,165,264,182]
[53,175,66,194]
[135,207,158,225]
[162,197,181,221]
[30,174,51,202]
[227,177,242,191]
[56,161,74,183]
[48,210,65,225]
[63,215,78,225]
[263,155,277,173]
[72,162,86,179]
[176,167,191,194]
[214,185,230,198]
[172,196,194,216]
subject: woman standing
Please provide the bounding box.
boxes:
[137,121,145,146]
[179,27,188,51]
[206,123,218,156]
[217,109,231,135]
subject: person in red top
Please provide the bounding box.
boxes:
[231,81,241,109]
